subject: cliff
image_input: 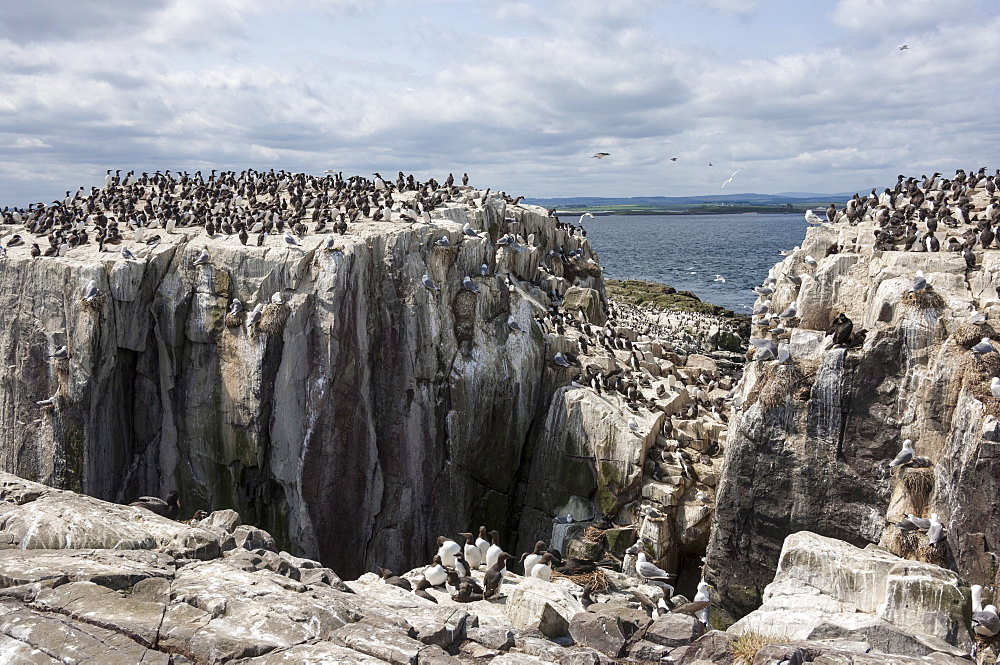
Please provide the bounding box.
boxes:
[0,184,600,578]
[0,171,746,584]
[704,173,1000,629]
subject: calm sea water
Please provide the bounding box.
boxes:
[579,213,810,313]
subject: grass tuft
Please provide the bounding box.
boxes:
[729,628,791,665]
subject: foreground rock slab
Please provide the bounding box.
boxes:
[727,531,971,660]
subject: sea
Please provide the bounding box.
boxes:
[577,213,811,313]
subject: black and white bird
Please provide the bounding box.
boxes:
[83,280,100,303]
[888,439,914,469]
[927,513,946,545]
[422,274,440,292]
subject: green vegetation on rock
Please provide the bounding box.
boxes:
[606,279,745,319]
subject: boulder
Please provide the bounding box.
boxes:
[505,578,585,638]
[727,532,972,657]
[644,612,705,648]
[567,612,628,658]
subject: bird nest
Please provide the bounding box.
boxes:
[914,541,948,567]
[584,525,606,543]
[883,527,922,560]
[901,468,934,511]
[225,310,246,329]
[955,322,998,349]
[902,289,945,312]
[81,292,108,314]
[258,304,290,335]
[744,363,814,411]
[960,351,1000,417]
[552,567,612,592]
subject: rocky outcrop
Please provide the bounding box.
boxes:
[729,531,971,658]
[705,177,1000,628]
[0,472,717,663]
[0,188,598,578]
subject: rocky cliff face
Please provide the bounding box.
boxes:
[0,190,598,579]
[705,176,1000,625]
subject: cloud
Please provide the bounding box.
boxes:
[0,0,170,43]
[829,0,981,34]
[0,0,998,204]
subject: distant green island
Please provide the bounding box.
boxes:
[524,191,858,216]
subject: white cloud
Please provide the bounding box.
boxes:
[0,0,998,204]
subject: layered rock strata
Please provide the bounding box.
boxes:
[704,170,1000,639]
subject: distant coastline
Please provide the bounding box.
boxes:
[529,190,852,217]
[555,206,806,216]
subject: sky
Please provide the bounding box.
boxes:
[1,0,998,205]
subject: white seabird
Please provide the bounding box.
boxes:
[245,303,264,330]
[507,315,524,332]
[927,513,946,545]
[778,301,798,319]
[83,280,100,303]
[804,255,818,267]
[422,274,440,292]
[192,248,210,267]
[910,270,927,292]
[749,338,777,361]
[889,439,914,468]
[694,581,712,626]
[991,377,1000,399]
[971,585,1000,637]
[972,337,994,354]
[804,210,824,225]
[462,276,479,293]
[635,552,675,592]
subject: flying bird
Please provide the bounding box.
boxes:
[899,44,909,50]
[721,168,743,189]
[591,152,610,159]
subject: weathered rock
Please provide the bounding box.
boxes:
[505,578,585,638]
[705,194,1000,622]
[0,475,223,559]
[333,621,424,664]
[33,581,165,648]
[644,612,705,647]
[0,548,174,590]
[0,599,172,664]
[674,629,734,664]
[727,532,971,657]
[468,625,516,650]
[0,194,586,580]
[567,612,628,658]
[520,386,662,549]
[753,641,971,664]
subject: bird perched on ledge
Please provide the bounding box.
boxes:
[129,490,180,520]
